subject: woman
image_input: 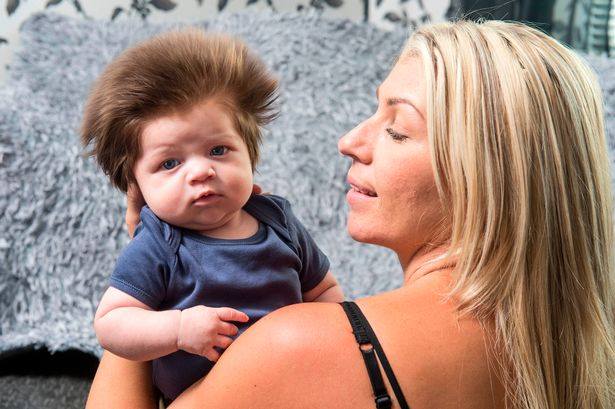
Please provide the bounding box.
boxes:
[86,19,615,409]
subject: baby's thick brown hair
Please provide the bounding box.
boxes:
[81,28,278,192]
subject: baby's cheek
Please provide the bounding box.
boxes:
[226,170,253,197]
[144,186,179,219]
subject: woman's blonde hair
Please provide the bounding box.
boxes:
[404,20,615,409]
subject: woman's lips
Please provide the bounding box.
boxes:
[346,186,377,204]
[347,176,377,197]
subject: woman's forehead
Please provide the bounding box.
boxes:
[379,57,426,119]
[382,56,424,93]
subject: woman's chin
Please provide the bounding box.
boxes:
[347,221,381,245]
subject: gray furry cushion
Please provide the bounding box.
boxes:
[0,11,613,359]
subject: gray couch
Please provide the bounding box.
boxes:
[0,11,613,409]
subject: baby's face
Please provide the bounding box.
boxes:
[133,99,254,234]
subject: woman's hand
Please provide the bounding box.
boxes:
[126,184,145,239]
[125,184,264,238]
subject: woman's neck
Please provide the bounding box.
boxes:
[400,243,457,286]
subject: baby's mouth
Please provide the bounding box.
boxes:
[193,191,220,203]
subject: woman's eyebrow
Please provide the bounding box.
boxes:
[376,86,425,120]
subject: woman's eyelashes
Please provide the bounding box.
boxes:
[385,127,408,142]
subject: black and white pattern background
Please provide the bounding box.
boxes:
[0,0,457,84]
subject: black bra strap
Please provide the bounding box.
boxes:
[341,301,410,409]
[341,302,392,409]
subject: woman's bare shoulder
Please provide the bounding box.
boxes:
[358,273,508,409]
[228,301,354,365]
[171,277,507,409]
[170,301,374,409]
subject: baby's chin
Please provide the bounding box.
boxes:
[148,197,249,233]
[160,214,230,232]
[176,211,246,235]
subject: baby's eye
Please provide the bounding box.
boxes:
[210,146,228,156]
[161,159,180,170]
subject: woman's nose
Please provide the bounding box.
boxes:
[338,120,372,163]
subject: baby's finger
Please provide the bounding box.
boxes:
[217,321,239,336]
[215,335,234,350]
[203,349,221,362]
[214,307,249,323]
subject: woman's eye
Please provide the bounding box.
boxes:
[161,159,180,170]
[386,127,408,142]
[210,146,228,156]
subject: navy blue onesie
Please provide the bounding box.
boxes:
[109,194,330,401]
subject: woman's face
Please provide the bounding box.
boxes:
[338,56,443,262]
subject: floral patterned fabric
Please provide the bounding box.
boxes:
[2,0,610,85]
[0,0,456,83]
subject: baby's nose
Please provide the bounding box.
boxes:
[188,161,216,184]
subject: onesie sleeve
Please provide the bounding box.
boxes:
[109,209,173,310]
[280,198,331,293]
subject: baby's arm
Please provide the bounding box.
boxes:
[302,271,344,303]
[94,287,179,361]
[94,287,249,362]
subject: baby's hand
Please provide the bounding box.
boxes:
[177,306,249,362]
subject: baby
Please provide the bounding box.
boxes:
[81,28,344,402]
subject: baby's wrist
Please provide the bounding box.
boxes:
[174,309,184,352]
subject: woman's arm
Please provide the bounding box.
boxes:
[86,351,157,409]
